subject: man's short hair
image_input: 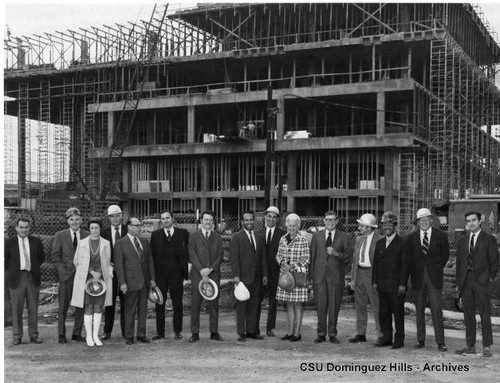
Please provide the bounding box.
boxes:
[201,210,215,220]
[125,217,139,226]
[324,211,338,218]
[464,211,481,221]
[160,210,174,219]
[241,211,255,220]
[15,216,31,227]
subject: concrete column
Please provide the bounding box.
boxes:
[122,160,130,193]
[377,92,385,136]
[199,157,209,213]
[276,96,285,139]
[383,151,394,211]
[286,153,296,213]
[187,105,195,143]
[107,111,114,147]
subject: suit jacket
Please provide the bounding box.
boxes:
[101,224,128,263]
[4,235,45,289]
[150,227,189,283]
[114,235,156,292]
[188,230,224,279]
[310,229,352,286]
[406,227,449,290]
[372,234,410,292]
[258,226,286,280]
[230,230,267,285]
[350,231,384,288]
[456,230,500,291]
[52,228,90,281]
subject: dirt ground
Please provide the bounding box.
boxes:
[4,303,500,383]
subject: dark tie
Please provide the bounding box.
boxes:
[205,231,209,240]
[326,231,332,247]
[422,231,429,255]
[114,227,120,247]
[166,230,172,241]
[267,229,272,244]
[467,234,475,271]
[134,237,143,259]
[22,238,31,271]
[359,236,367,264]
[73,232,78,250]
[249,231,256,250]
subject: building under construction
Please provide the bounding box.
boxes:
[4,3,500,231]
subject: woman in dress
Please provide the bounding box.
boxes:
[276,213,310,342]
[71,218,112,347]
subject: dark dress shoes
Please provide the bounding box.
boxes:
[414,340,425,349]
[329,336,340,344]
[314,336,326,344]
[30,337,43,344]
[58,336,67,344]
[280,334,291,340]
[438,344,447,352]
[12,339,22,346]
[137,337,151,343]
[101,333,111,340]
[246,333,264,340]
[237,334,247,342]
[349,334,367,343]
[390,343,404,349]
[125,338,134,345]
[189,333,200,343]
[289,334,302,342]
[71,335,85,342]
[455,346,475,355]
[266,330,275,337]
[174,333,183,340]
[152,334,165,341]
[374,339,392,347]
[210,332,223,341]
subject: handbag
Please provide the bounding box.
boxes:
[292,271,307,287]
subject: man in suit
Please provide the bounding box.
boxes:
[150,210,189,341]
[407,208,449,352]
[310,211,352,344]
[114,217,157,345]
[101,204,128,340]
[349,213,383,343]
[188,210,224,342]
[5,217,45,345]
[257,206,286,337]
[372,211,410,349]
[52,207,89,343]
[230,211,267,342]
[455,211,499,357]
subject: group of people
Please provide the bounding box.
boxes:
[4,204,499,358]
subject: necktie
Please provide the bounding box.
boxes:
[114,227,120,247]
[422,231,429,255]
[73,232,78,250]
[134,237,143,259]
[326,232,332,247]
[249,231,256,250]
[359,236,367,264]
[205,231,209,240]
[22,238,31,271]
[166,230,172,241]
[267,229,272,244]
[467,234,475,271]
[469,234,475,254]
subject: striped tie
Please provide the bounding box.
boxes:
[422,231,429,255]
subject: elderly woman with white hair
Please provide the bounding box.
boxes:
[276,213,310,342]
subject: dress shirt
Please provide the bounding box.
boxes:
[358,231,374,267]
[266,226,275,243]
[70,229,81,242]
[202,228,212,239]
[244,229,256,250]
[127,233,143,253]
[325,229,336,242]
[164,227,175,237]
[112,225,122,246]
[419,227,432,247]
[470,230,481,248]
[17,236,31,271]
[385,232,396,247]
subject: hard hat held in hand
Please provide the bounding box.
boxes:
[234,281,250,301]
[84,278,106,297]
[148,285,164,305]
[199,278,219,301]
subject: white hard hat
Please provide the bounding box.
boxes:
[107,205,122,216]
[265,206,280,216]
[416,208,432,220]
[356,213,378,228]
[234,282,250,301]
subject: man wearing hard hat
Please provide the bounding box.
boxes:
[349,213,383,344]
[406,208,449,352]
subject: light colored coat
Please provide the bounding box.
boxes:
[71,236,113,308]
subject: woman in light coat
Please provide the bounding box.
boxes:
[71,218,112,346]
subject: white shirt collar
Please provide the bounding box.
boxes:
[164,227,174,235]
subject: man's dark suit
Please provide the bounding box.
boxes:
[407,227,449,346]
[230,230,267,336]
[188,230,224,335]
[114,235,156,340]
[101,224,128,337]
[150,227,189,336]
[310,229,351,339]
[456,230,499,348]
[5,235,45,342]
[52,228,89,338]
[372,235,410,346]
[257,226,286,334]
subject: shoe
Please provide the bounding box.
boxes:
[391,343,404,349]
[12,339,21,346]
[455,346,476,355]
[415,341,425,349]
[237,334,247,342]
[329,336,340,344]
[101,333,111,340]
[438,343,447,352]
[30,337,43,344]
[483,347,492,357]
[174,333,183,340]
[281,334,291,340]
[152,334,165,341]
[289,334,302,342]
[72,335,86,342]
[58,336,67,344]
[210,332,223,341]
[266,330,275,337]
[349,334,367,343]
[189,333,199,343]
[314,336,326,344]
[374,339,392,347]
[246,333,264,340]
[137,337,151,344]
[125,338,134,345]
